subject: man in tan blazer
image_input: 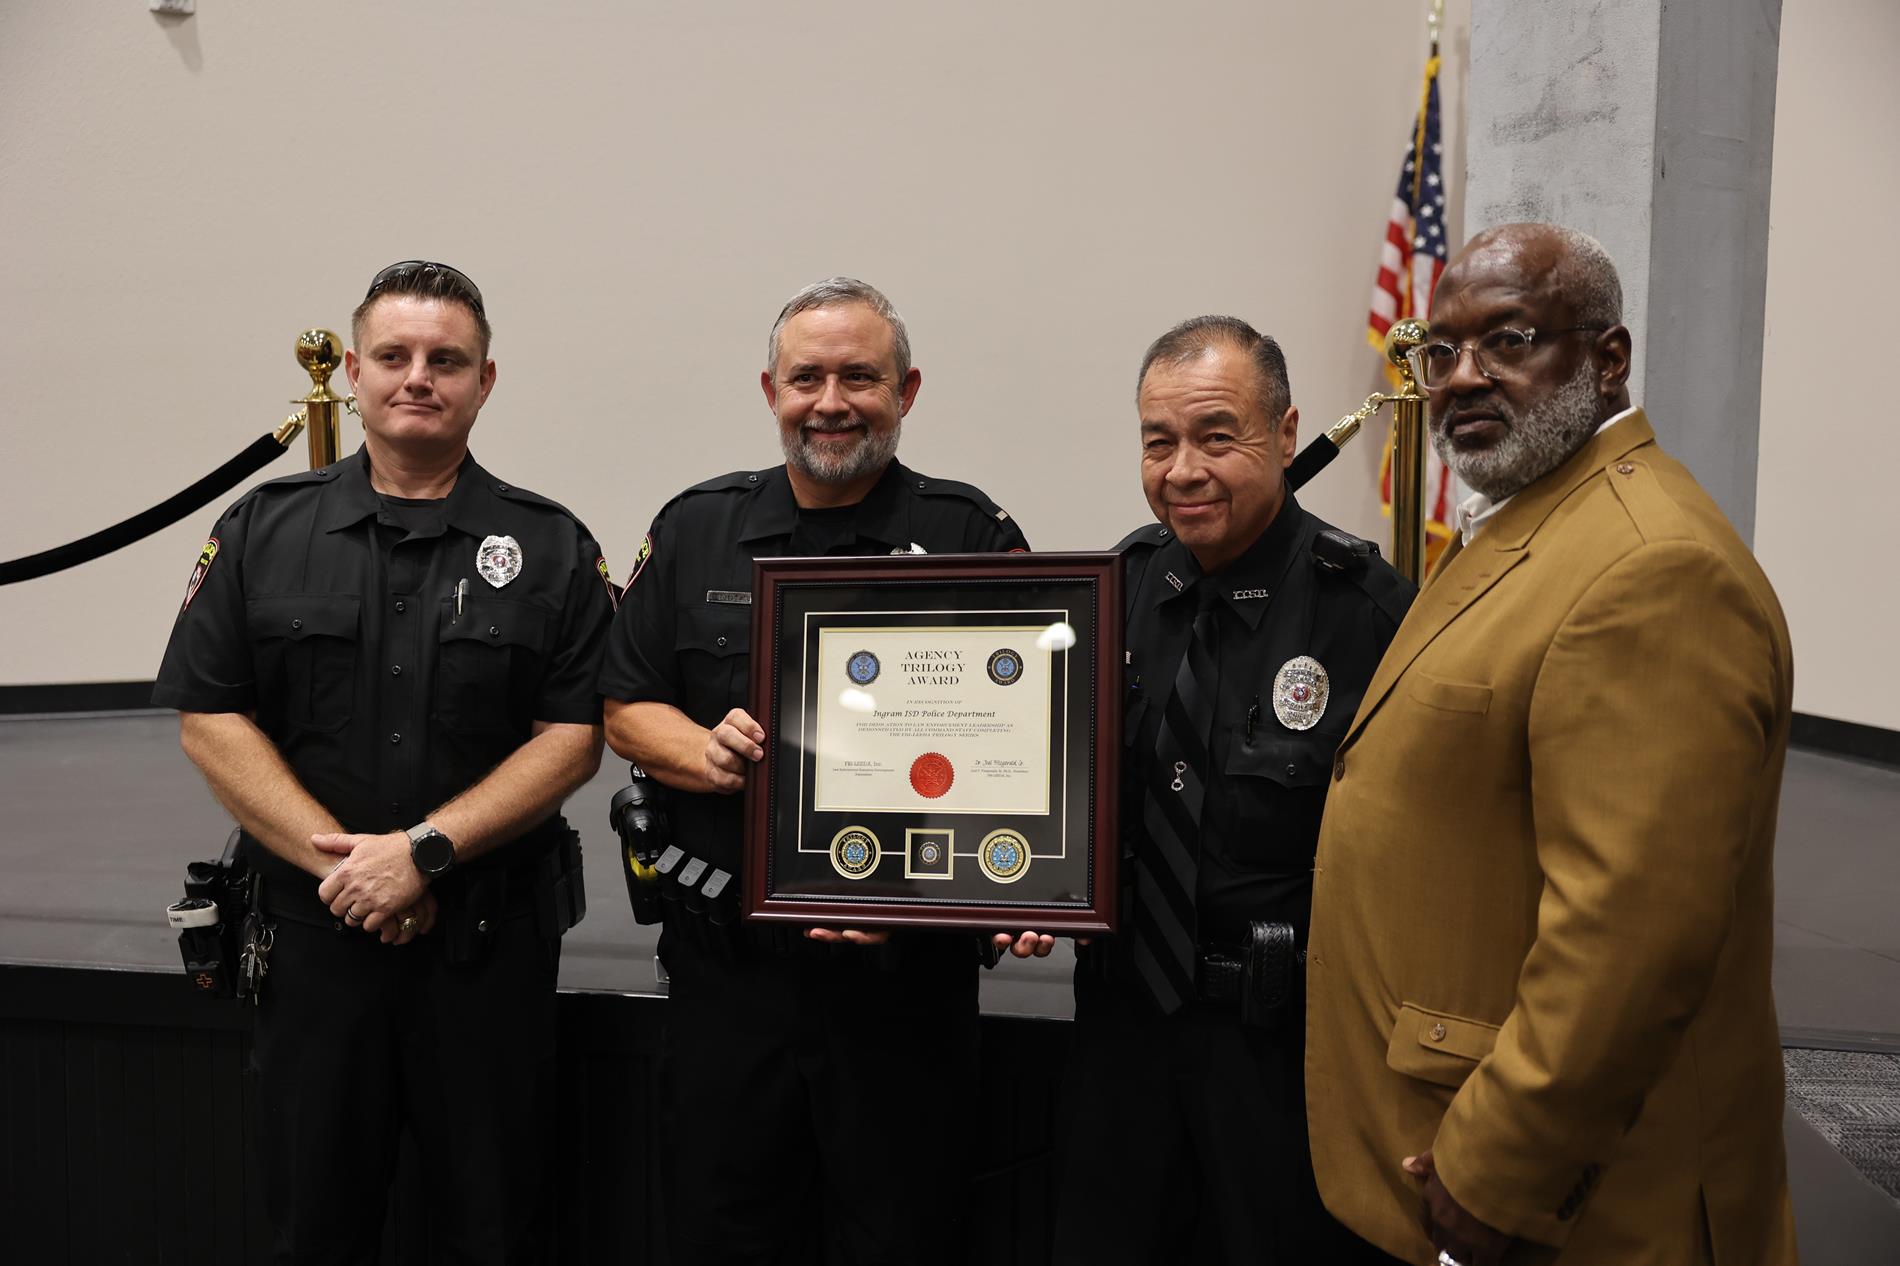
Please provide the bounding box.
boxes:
[1305,223,1797,1266]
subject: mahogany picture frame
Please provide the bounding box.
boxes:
[742,552,1122,935]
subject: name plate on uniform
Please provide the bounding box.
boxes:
[743,552,1121,934]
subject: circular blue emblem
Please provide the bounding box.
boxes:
[830,826,880,880]
[979,829,1030,884]
[846,650,881,686]
[920,842,942,865]
[986,648,1023,687]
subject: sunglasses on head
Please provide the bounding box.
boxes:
[362,260,485,316]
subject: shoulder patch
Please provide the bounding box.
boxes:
[595,555,619,610]
[624,532,654,589]
[1113,522,1171,554]
[1606,460,1693,545]
[181,537,219,612]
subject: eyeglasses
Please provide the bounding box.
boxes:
[1408,325,1605,388]
[361,260,485,316]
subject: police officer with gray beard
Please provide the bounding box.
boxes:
[1010,317,1413,1265]
[599,278,1027,1266]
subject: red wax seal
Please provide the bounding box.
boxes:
[909,752,954,799]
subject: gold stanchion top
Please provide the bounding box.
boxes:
[294,329,345,404]
[1384,318,1430,397]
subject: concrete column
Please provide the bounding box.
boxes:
[1463,0,1781,542]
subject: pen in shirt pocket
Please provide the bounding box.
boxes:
[453,578,468,623]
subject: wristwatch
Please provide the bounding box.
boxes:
[407,823,457,878]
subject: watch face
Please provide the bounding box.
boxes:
[413,831,455,874]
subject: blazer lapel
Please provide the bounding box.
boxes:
[1342,409,1661,745]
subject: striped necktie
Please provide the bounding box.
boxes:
[1133,584,1220,1015]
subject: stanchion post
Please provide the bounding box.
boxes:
[1383,318,1430,584]
[293,329,347,470]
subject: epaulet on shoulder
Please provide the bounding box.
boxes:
[1320,540,1413,626]
[909,472,1011,522]
[1114,522,1170,553]
[253,464,334,492]
[491,480,585,524]
[680,469,768,499]
[1605,458,1692,544]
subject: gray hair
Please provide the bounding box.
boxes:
[1548,226,1623,328]
[1466,223,1623,329]
[1136,315,1292,418]
[766,277,913,379]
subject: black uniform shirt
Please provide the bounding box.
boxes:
[598,459,1029,874]
[1116,495,1413,950]
[154,446,615,919]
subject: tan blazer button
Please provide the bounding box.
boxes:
[1616,462,1635,475]
[1429,1022,1447,1042]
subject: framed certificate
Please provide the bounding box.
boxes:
[743,552,1121,934]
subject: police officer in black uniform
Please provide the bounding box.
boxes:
[599,278,1027,1266]
[154,261,612,1265]
[1038,317,1414,1264]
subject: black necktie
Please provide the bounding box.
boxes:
[1134,585,1220,1015]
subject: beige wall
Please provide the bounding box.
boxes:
[0,2,1466,686]
[1755,0,1900,731]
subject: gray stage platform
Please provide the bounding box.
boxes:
[2,711,1897,1260]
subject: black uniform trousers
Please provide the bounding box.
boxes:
[253,908,560,1266]
[658,933,978,1266]
[1053,988,1405,1266]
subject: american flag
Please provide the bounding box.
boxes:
[1370,53,1454,554]
[1369,56,1447,343]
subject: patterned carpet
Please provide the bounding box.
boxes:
[1786,1047,1900,1201]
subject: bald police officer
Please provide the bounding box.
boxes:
[155,261,612,1264]
[600,278,1027,1265]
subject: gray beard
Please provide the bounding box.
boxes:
[1432,361,1603,501]
[781,418,902,486]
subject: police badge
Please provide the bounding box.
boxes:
[476,535,523,588]
[1271,655,1330,731]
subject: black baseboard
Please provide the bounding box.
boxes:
[0,680,158,715]
[1791,712,1900,769]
